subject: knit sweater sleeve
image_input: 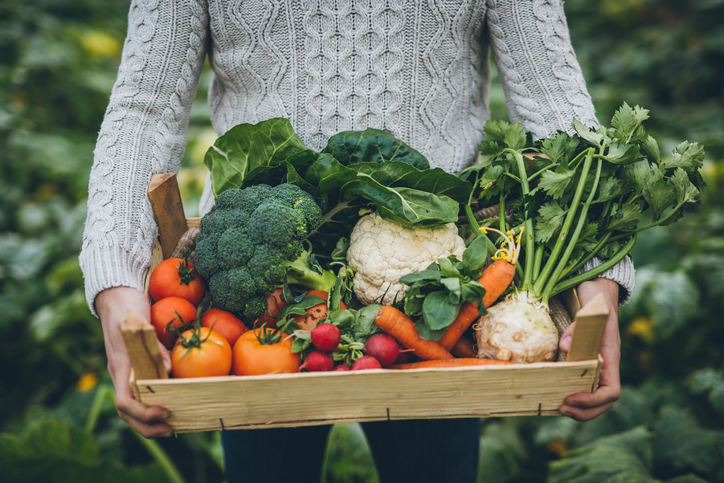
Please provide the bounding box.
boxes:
[487,0,635,304]
[79,0,209,316]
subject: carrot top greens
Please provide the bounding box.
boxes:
[462,103,705,305]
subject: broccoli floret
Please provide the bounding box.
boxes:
[195,183,325,319]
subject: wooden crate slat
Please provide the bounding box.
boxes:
[136,360,599,433]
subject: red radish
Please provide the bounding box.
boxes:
[299,351,334,372]
[333,364,351,371]
[352,356,382,370]
[310,323,341,353]
[363,334,400,368]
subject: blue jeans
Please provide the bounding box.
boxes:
[222,418,480,483]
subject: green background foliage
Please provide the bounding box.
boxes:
[0,0,722,481]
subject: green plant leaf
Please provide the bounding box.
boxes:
[689,369,724,413]
[605,142,640,165]
[463,235,489,271]
[666,142,705,172]
[643,165,676,222]
[204,118,308,196]
[322,128,429,169]
[607,202,642,231]
[653,406,724,474]
[548,426,654,483]
[422,290,458,330]
[539,170,576,199]
[535,202,567,243]
[504,122,526,150]
[572,118,604,146]
[611,102,650,143]
[671,168,700,205]
[640,135,660,163]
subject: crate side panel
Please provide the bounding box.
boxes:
[137,361,598,433]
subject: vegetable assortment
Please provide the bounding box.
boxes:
[152,102,704,377]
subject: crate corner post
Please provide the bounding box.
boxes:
[121,309,168,386]
[148,173,187,259]
[566,293,609,363]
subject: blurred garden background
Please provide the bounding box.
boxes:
[1,0,723,481]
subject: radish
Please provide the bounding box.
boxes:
[363,333,400,368]
[310,323,341,353]
[333,364,351,371]
[299,351,334,372]
[352,356,382,370]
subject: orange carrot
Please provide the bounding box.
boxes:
[438,258,517,350]
[451,337,477,358]
[374,306,453,360]
[390,358,514,369]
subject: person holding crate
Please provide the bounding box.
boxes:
[81,1,634,481]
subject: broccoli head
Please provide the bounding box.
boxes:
[194,183,323,319]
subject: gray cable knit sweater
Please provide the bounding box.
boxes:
[80,0,635,315]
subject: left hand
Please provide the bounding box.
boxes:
[558,278,621,422]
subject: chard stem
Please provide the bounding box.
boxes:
[504,148,535,290]
[499,192,507,233]
[533,148,595,297]
[542,155,602,300]
[533,245,544,281]
[551,234,637,297]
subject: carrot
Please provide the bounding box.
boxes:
[437,226,521,351]
[374,306,453,360]
[451,337,477,358]
[391,358,514,369]
[438,259,517,350]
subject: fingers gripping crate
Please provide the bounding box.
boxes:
[122,174,607,434]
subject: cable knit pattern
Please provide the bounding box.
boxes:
[81,0,635,314]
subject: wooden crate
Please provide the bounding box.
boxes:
[122,174,607,434]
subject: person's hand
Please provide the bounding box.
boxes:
[558,278,621,422]
[96,286,173,438]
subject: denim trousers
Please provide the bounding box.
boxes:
[221,418,480,483]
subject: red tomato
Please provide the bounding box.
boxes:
[201,308,247,346]
[171,327,232,378]
[232,328,300,376]
[248,288,288,329]
[291,290,347,330]
[150,296,197,349]
[149,257,206,306]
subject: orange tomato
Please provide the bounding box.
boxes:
[171,327,232,378]
[248,288,288,329]
[232,328,301,376]
[150,296,197,349]
[149,257,206,306]
[201,308,247,346]
[291,290,347,330]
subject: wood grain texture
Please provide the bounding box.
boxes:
[566,293,609,362]
[148,173,187,259]
[122,310,168,380]
[136,360,600,432]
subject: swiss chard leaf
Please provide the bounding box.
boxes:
[204,118,307,195]
[322,128,430,169]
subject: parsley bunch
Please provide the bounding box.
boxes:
[463,103,705,305]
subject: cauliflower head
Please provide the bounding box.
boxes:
[346,212,466,305]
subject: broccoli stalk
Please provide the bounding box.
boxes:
[285,243,337,293]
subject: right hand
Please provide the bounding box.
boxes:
[96,286,173,438]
